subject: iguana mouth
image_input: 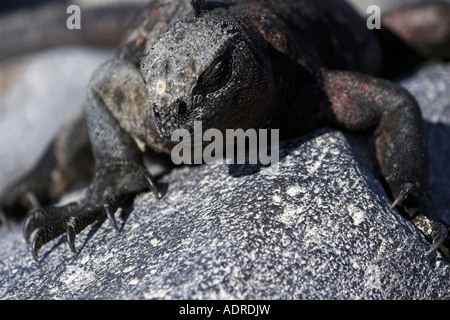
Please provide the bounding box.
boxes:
[153,95,232,140]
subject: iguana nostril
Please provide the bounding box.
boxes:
[172,100,187,117]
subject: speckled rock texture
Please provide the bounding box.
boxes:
[1,0,450,299]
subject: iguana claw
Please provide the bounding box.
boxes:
[411,215,449,256]
[390,183,449,257]
[390,183,414,210]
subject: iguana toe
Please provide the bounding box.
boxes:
[390,183,414,209]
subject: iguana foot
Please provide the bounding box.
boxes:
[23,166,161,262]
[390,183,449,257]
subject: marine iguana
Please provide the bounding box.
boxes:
[1,0,449,261]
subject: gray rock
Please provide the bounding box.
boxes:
[0,126,449,299]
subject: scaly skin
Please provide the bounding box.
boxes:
[1,0,449,261]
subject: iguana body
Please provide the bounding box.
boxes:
[1,0,449,261]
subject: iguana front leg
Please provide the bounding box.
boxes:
[319,69,448,256]
[23,59,161,262]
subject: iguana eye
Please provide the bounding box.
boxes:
[209,60,225,80]
[193,49,232,95]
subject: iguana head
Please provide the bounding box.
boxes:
[140,3,274,140]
